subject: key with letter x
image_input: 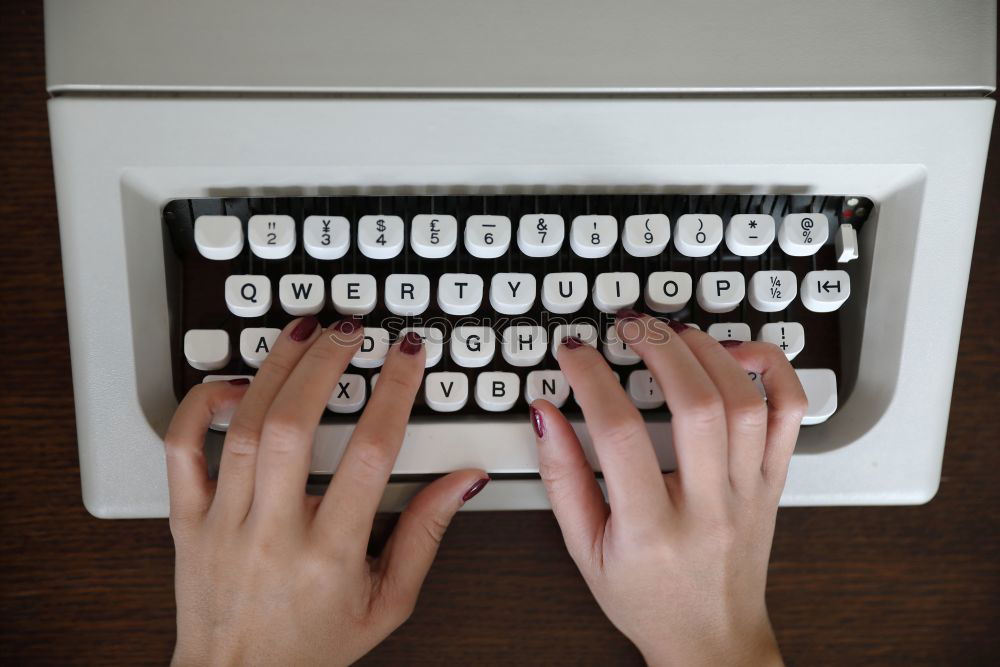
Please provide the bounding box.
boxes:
[327,374,366,413]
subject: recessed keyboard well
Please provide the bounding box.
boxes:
[164,194,871,425]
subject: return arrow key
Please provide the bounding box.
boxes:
[801,270,851,312]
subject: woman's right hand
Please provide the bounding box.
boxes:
[530,312,808,667]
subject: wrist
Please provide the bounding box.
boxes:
[638,618,782,667]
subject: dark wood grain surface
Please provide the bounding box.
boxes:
[1,4,997,665]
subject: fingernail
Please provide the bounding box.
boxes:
[561,336,584,349]
[228,378,250,385]
[400,331,423,355]
[530,406,545,438]
[290,316,319,341]
[616,308,643,322]
[333,316,362,334]
[719,339,744,348]
[665,319,691,334]
[462,478,490,502]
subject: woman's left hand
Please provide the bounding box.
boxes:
[164,316,488,666]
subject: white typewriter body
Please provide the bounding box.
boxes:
[45,0,996,517]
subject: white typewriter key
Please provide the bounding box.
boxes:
[352,327,390,368]
[570,215,618,258]
[696,272,746,314]
[517,214,564,257]
[278,274,325,316]
[748,270,797,312]
[645,271,692,313]
[707,322,752,342]
[490,273,536,315]
[195,215,244,260]
[725,214,775,256]
[239,327,280,368]
[202,375,253,431]
[674,214,723,257]
[438,274,484,316]
[358,215,404,259]
[541,272,588,314]
[225,275,271,318]
[525,370,570,408]
[399,327,445,368]
[628,370,665,409]
[330,274,377,315]
[501,325,547,367]
[411,214,458,259]
[303,216,350,260]
[327,374,366,414]
[592,272,640,313]
[465,215,511,258]
[384,274,431,316]
[778,213,829,257]
[552,323,599,359]
[836,223,859,263]
[248,215,295,260]
[475,372,520,412]
[370,373,379,390]
[758,322,805,361]
[801,270,850,312]
[603,326,640,365]
[184,330,230,371]
[450,326,496,368]
[795,368,838,425]
[623,214,670,257]
[425,372,469,412]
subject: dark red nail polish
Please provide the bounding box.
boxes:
[400,331,423,355]
[561,336,584,349]
[228,378,250,385]
[665,319,691,334]
[333,316,362,334]
[462,478,490,502]
[616,308,643,322]
[530,406,545,438]
[290,316,319,341]
[719,339,744,348]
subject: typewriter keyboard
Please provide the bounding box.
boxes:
[164,194,869,427]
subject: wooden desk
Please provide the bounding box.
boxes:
[1,4,996,664]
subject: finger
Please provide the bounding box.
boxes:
[554,338,670,531]
[211,316,322,523]
[374,470,488,617]
[251,317,364,525]
[615,312,729,501]
[678,333,768,492]
[164,379,250,524]
[724,342,809,489]
[530,399,608,564]
[316,332,425,552]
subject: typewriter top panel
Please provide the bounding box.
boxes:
[45,0,996,94]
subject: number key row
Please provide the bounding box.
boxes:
[193,212,833,261]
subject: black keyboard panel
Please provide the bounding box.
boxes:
[163,193,871,419]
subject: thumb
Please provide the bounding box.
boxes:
[374,470,488,614]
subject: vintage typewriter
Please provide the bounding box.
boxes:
[45,0,996,516]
